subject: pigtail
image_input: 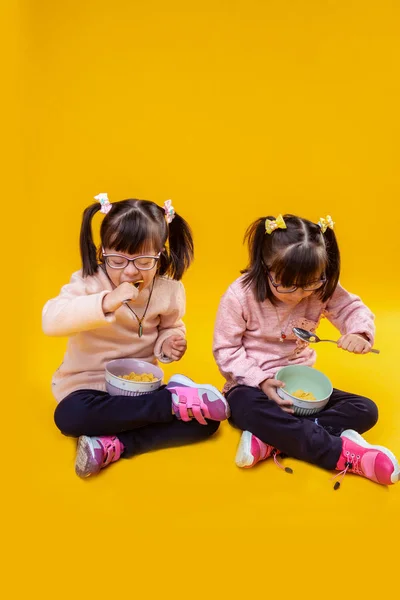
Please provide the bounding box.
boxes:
[321,226,340,302]
[80,202,102,277]
[164,213,194,280]
[242,217,271,302]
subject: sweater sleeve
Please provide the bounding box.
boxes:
[42,271,114,337]
[213,287,271,388]
[323,283,375,343]
[154,281,186,364]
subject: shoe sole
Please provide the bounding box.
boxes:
[341,429,400,484]
[235,430,255,468]
[168,374,230,418]
[75,436,99,478]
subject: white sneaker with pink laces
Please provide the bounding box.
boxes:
[235,430,292,472]
[332,429,400,489]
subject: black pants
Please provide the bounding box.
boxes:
[54,387,219,458]
[226,386,378,470]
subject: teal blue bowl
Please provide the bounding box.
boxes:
[276,365,333,416]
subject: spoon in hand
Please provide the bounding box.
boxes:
[123,280,144,305]
[292,327,380,354]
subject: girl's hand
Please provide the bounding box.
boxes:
[162,335,187,361]
[102,282,139,314]
[337,333,372,354]
[260,378,293,413]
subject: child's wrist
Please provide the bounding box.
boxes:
[102,293,113,315]
[102,296,110,315]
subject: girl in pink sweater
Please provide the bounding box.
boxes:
[213,214,399,488]
[43,194,229,478]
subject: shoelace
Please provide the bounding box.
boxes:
[272,450,293,474]
[331,450,362,490]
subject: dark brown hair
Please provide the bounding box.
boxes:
[242,214,340,304]
[80,199,194,279]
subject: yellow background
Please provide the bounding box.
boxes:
[4,1,400,598]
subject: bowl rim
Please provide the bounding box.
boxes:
[279,388,330,405]
[109,372,162,384]
[104,357,163,379]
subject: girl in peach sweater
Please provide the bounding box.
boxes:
[43,194,229,478]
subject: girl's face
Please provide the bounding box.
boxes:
[102,246,161,290]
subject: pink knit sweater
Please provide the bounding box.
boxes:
[42,269,186,402]
[213,275,375,393]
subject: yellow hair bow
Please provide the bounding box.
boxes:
[265,214,287,235]
[318,215,335,233]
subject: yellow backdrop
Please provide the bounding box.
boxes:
[5,1,400,598]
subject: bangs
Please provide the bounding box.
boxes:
[103,214,165,255]
[270,243,327,286]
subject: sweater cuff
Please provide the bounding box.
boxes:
[154,332,185,364]
[347,328,374,345]
[99,290,116,324]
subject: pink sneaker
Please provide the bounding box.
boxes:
[235,430,292,472]
[75,435,124,478]
[332,429,400,489]
[167,374,230,425]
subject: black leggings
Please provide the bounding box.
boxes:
[54,387,219,458]
[226,386,378,470]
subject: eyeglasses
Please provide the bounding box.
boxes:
[266,270,326,293]
[102,250,161,270]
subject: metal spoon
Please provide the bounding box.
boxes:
[293,327,380,354]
